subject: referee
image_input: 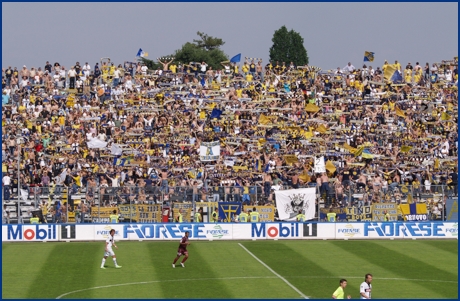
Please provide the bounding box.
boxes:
[332,279,351,299]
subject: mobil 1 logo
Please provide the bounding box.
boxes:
[303,223,317,237]
[61,225,76,239]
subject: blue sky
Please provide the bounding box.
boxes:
[2,2,458,71]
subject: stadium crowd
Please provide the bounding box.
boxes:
[1,55,458,222]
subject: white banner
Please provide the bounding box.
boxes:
[275,188,316,221]
[200,141,220,161]
[87,137,108,149]
[314,156,326,173]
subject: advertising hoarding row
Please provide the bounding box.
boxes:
[2,222,457,242]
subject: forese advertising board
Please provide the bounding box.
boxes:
[2,222,457,242]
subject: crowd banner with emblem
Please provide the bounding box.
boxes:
[446,198,458,221]
[320,207,347,221]
[346,206,373,221]
[314,156,326,173]
[275,188,316,221]
[372,203,398,221]
[218,202,242,222]
[91,207,117,223]
[200,141,220,161]
[243,205,276,222]
[400,203,428,221]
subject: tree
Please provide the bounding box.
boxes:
[269,26,309,66]
[149,32,228,71]
[193,31,225,51]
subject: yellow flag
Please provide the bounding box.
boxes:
[316,124,327,134]
[259,114,270,125]
[305,103,320,113]
[434,158,440,169]
[325,160,336,174]
[299,173,311,183]
[284,155,299,164]
[441,112,451,121]
[342,143,357,154]
[354,146,364,157]
[400,146,412,153]
[395,106,406,118]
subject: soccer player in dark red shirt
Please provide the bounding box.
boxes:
[172,231,190,268]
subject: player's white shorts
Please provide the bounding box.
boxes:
[104,248,115,257]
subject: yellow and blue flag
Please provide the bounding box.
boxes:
[136,48,148,58]
[364,51,374,62]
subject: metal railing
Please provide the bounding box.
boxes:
[2,183,456,224]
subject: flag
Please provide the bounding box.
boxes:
[305,103,320,113]
[354,146,364,157]
[210,108,223,119]
[325,160,336,174]
[361,149,374,159]
[230,53,241,63]
[111,143,123,156]
[364,51,375,62]
[87,137,108,149]
[259,114,270,125]
[113,157,126,166]
[316,124,327,134]
[400,203,428,221]
[199,141,220,161]
[136,48,148,58]
[284,155,298,164]
[400,146,412,153]
[395,106,406,118]
[299,173,311,183]
[383,64,402,83]
[274,188,316,221]
[441,112,451,121]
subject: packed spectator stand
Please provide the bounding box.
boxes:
[1,56,458,224]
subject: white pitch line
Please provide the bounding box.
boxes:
[55,276,277,299]
[238,243,309,299]
[56,274,458,299]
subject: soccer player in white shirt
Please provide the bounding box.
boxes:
[360,273,372,299]
[100,229,122,269]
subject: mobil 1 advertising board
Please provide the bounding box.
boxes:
[335,222,458,239]
[2,224,59,242]
[232,222,335,240]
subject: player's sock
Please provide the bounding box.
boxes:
[113,258,118,266]
[101,258,106,268]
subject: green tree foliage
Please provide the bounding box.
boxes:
[269,26,309,66]
[150,32,228,71]
[139,58,161,70]
[193,31,225,51]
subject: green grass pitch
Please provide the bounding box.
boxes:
[2,240,458,299]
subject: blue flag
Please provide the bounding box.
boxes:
[230,53,241,63]
[210,108,223,119]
